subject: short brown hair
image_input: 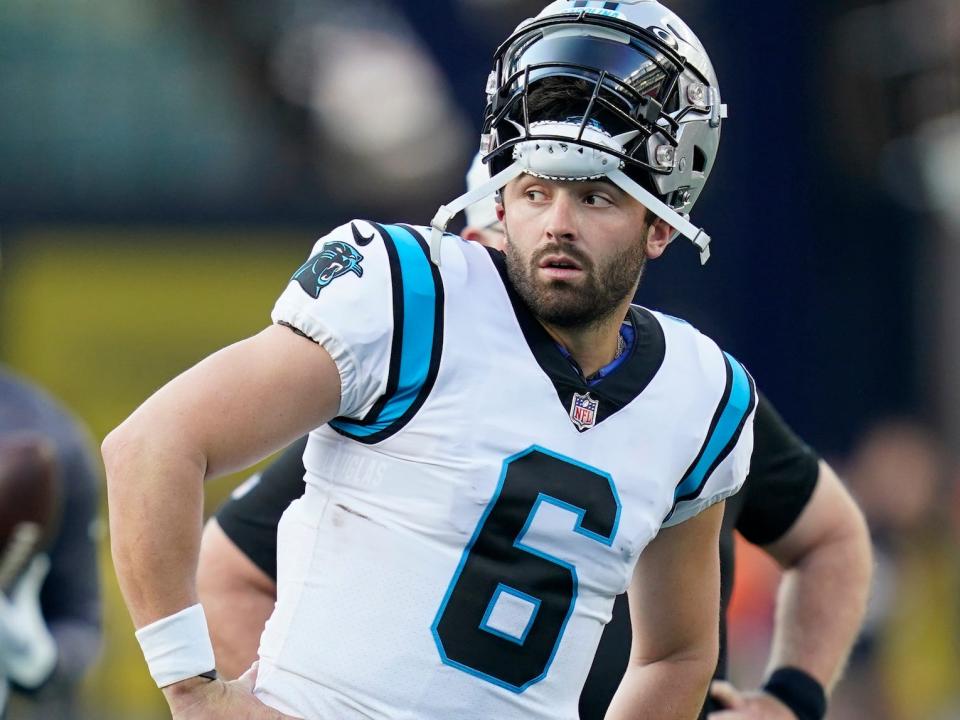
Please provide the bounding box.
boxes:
[526,77,629,132]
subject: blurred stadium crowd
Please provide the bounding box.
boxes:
[0,0,958,718]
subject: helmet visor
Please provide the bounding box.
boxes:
[504,29,680,106]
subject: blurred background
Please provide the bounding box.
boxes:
[1,0,958,717]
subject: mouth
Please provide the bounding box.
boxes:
[537,254,584,281]
[319,262,344,282]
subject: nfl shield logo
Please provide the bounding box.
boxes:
[569,392,599,431]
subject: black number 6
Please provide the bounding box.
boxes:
[431,446,621,691]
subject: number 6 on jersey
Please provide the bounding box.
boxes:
[432,446,621,691]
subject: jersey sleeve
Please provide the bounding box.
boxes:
[735,394,821,545]
[271,220,396,420]
[662,348,758,529]
[215,437,309,581]
[273,220,445,439]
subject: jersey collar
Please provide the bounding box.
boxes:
[487,248,666,431]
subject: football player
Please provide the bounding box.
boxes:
[199,156,871,720]
[0,244,102,720]
[0,367,102,720]
[106,2,791,718]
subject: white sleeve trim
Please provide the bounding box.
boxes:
[272,301,362,419]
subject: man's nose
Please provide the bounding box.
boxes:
[545,192,578,243]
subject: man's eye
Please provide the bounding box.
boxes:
[584,194,613,207]
[525,190,546,201]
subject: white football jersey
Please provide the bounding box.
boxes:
[255,221,757,720]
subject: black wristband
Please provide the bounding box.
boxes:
[197,669,219,681]
[762,667,826,720]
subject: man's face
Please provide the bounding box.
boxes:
[499,175,653,328]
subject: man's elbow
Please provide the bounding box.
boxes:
[101,418,195,544]
[101,423,133,493]
[661,644,718,684]
[821,487,873,582]
[777,465,874,585]
[101,420,153,498]
[786,487,874,607]
[840,498,874,599]
[100,425,125,477]
[102,415,195,491]
[102,423,147,561]
[632,632,719,682]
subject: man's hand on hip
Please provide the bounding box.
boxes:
[707,680,797,720]
[163,662,300,720]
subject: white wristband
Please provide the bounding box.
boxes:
[134,604,216,688]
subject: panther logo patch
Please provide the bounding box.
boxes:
[292,240,364,298]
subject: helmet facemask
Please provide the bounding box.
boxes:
[486,16,684,179]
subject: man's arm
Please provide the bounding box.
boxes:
[605,501,725,720]
[764,461,871,687]
[709,461,872,719]
[198,437,308,679]
[103,324,339,717]
[197,519,276,679]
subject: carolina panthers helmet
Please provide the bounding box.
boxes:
[430,0,726,265]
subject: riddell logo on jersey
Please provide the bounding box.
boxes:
[570,392,599,431]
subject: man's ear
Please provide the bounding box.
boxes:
[462,227,486,244]
[645,216,674,259]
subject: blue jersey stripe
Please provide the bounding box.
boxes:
[331,224,437,438]
[673,353,753,502]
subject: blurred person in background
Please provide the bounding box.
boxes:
[0,364,102,720]
[829,420,960,720]
[197,156,872,720]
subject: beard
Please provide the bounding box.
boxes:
[504,227,648,329]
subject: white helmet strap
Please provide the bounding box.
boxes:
[429,162,524,264]
[606,168,711,264]
[430,121,712,265]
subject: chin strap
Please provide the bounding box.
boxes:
[429,162,712,267]
[606,169,711,265]
[430,163,525,265]
[430,120,713,266]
